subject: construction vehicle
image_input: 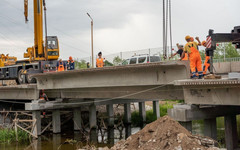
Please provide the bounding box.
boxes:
[0,0,59,84]
[206,26,240,75]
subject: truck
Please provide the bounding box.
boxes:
[0,0,60,84]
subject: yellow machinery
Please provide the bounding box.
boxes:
[0,0,60,84]
[0,54,17,67]
[23,0,59,62]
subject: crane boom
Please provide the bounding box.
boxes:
[23,0,59,61]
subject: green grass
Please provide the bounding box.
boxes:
[131,100,183,126]
[0,128,29,143]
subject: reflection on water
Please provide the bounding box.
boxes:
[0,126,141,150]
[1,116,239,149]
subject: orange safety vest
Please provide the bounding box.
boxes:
[58,62,65,71]
[182,52,188,60]
[96,58,104,68]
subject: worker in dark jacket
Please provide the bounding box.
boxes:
[67,56,75,70]
[57,59,66,71]
[169,43,188,60]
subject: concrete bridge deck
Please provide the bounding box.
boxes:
[174,78,240,105]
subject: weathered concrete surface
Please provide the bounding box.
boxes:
[34,61,190,90]
[174,79,240,105]
[0,84,38,100]
[213,61,240,74]
[44,85,184,100]
[168,104,240,121]
[25,99,153,111]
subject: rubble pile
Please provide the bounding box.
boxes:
[111,116,219,150]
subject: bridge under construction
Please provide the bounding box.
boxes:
[0,61,240,150]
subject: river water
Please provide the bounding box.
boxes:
[1,117,239,150]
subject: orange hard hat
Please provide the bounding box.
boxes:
[202,41,206,46]
[69,56,73,60]
[185,35,191,41]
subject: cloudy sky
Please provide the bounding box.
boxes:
[0,0,239,60]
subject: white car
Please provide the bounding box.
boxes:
[128,55,161,65]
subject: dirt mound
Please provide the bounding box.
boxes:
[111,116,219,150]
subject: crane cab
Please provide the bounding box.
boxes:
[47,36,59,60]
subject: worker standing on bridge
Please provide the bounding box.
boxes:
[57,59,66,71]
[202,41,211,75]
[67,56,75,70]
[169,43,188,60]
[96,52,104,68]
[182,35,203,79]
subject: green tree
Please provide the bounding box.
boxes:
[113,56,122,66]
[75,59,87,69]
[214,43,240,59]
[104,60,113,66]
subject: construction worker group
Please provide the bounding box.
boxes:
[169,36,210,79]
[56,51,105,72]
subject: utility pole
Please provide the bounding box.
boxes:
[87,13,94,68]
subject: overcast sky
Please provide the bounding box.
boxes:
[0,0,239,60]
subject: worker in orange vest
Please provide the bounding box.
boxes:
[96,52,104,68]
[57,59,66,71]
[67,56,75,70]
[182,35,203,79]
[202,41,211,75]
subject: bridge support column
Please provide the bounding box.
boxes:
[89,104,97,143]
[32,111,41,136]
[124,103,131,124]
[73,108,82,131]
[139,102,146,123]
[89,104,97,129]
[180,121,192,132]
[52,110,61,133]
[204,118,217,140]
[107,104,114,127]
[224,115,238,150]
[153,100,160,119]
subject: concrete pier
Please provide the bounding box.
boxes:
[204,118,217,140]
[153,100,160,119]
[179,121,192,132]
[139,102,146,122]
[124,103,131,124]
[224,115,238,150]
[73,108,82,131]
[107,104,114,127]
[89,104,97,129]
[52,110,61,133]
[32,111,41,136]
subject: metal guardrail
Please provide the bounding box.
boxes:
[202,57,240,64]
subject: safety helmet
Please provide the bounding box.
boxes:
[202,41,206,46]
[185,35,191,41]
[69,56,73,60]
